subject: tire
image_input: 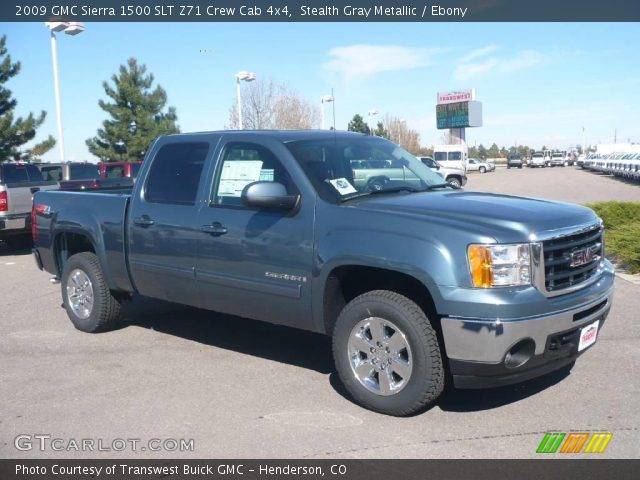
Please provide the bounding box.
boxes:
[447,176,462,189]
[479,166,486,173]
[332,290,444,416]
[61,252,122,333]
[507,166,511,169]
[518,165,523,169]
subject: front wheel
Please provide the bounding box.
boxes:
[61,252,122,333]
[479,166,486,173]
[447,176,462,189]
[332,290,444,416]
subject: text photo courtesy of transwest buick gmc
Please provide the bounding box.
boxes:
[31,130,614,416]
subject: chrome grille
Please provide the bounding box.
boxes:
[542,226,603,293]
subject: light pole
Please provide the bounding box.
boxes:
[45,22,84,162]
[320,94,334,130]
[235,71,256,130]
[368,109,379,134]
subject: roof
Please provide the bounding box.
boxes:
[166,129,372,143]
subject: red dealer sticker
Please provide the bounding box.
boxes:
[578,320,600,351]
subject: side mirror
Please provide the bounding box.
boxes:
[436,165,440,170]
[241,181,299,211]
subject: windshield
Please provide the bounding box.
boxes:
[286,136,446,202]
[70,164,99,180]
[532,153,543,158]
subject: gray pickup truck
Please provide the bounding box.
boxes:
[0,162,57,246]
[32,131,614,416]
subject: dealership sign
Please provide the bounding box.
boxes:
[436,101,483,129]
[437,89,476,105]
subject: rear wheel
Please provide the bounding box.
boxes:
[332,290,444,416]
[61,252,122,333]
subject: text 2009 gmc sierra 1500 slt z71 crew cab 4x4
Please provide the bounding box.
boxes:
[32,131,614,416]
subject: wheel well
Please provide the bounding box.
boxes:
[54,232,96,276]
[446,174,461,182]
[322,266,438,336]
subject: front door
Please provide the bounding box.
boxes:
[195,138,315,329]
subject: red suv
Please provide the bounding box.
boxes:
[98,161,142,179]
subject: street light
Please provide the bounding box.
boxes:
[368,109,379,134]
[235,71,256,130]
[320,94,334,130]
[45,22,85,162]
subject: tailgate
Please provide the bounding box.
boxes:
[2,183,58,216]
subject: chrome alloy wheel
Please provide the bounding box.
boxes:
[66,269,94,320]
[347,317,413,396]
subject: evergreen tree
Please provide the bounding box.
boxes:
[86,58,179,162]
[0,35,55,162]
[347,114,370,134]
[373,121,389,139]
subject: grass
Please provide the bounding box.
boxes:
[585,201,640,274]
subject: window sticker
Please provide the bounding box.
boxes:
[259,168,274,182]
[329,178,357,195]
[218,160,263,197]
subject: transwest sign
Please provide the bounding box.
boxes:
[437,89,476,105]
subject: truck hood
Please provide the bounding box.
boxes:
[350,190,599,243]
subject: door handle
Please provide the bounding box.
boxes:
[201,222,227,236]
[133,216,155,227]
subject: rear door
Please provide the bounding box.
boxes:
[127,138,215,305]
[194,135,315,328]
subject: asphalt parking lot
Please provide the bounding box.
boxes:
[1,167,639,459]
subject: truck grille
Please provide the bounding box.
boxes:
[543,226,603,293]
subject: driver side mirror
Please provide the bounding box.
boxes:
[241,181,299,211]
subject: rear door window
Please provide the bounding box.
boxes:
[70,164,99,180]
[145,142,209,205]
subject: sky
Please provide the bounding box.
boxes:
[2,22,640,162]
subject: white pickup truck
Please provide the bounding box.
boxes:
[0,163,57,247]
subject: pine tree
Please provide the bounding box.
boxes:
[347,114,370,134]
[86,58,179,162]
[0,35,55,162]
[373,121,389,139]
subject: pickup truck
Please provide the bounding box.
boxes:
[0,162,57,246]
[418,156,467,188]
[37,162,133,191]
[32,131,614,416]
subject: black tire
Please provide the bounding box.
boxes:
[447,176,462,189]
[518,165,523,169]
[479,166,486,173]
[332,290,444,416]
[61,252,122,333]
[507,166,511,169]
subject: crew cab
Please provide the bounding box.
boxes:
[418,156,467,189]
[466,158,495,173]
[529,152,546,167]
[32,131,614,416]
[0,162,57,246]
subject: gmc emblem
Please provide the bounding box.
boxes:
[570,244,601,268]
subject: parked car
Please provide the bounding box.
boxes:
[33,130,614,416]
[466,158,495,173]
[37,161,133,191]
[549,152,567,167]
[0,163,57,247]
[419,156,467,188]
[529,152,546,168]
[507,154,523,169]
[98,161,142,179]
[37,162,99,182]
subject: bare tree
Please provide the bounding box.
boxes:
[382,114,422,155]
[226,78,319,130]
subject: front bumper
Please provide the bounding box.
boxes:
[440,262,614,388]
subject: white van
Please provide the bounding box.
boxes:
[433,144,468,171]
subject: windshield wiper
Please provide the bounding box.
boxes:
[369,186,424,195]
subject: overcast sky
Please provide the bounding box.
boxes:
[3,22,639,162]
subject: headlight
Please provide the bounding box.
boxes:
[468,244,532,288]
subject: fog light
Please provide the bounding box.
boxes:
[504,339,535,369]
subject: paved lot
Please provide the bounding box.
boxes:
[0,167,638,459]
